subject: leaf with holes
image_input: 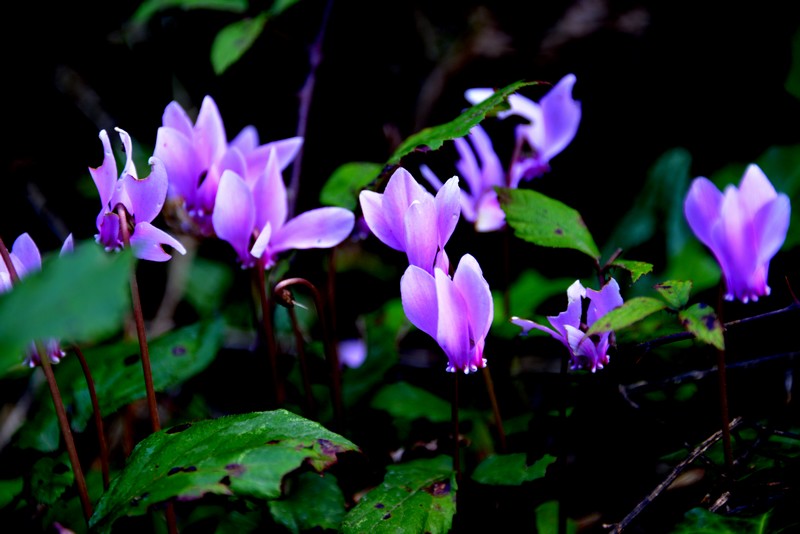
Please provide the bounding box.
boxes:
[341,455,456,534]
[679,303,725,350]
[90,410,359,530]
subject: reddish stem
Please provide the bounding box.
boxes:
[255,264,284,407]
[73,344,110,489]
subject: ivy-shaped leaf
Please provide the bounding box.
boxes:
[90,410,359,530]
[268,472,346,533]
[498,187,601,260]
[678,303,725,350]
[585,297,667,337]
[609,259,654,284]
[471,453,556,485]
[211,13,269,75]
[387,80,538,165]
[654,280,693,309]
[341,456,456,534]
[320,162,385,210]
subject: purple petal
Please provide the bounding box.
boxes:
[586,278,623,327]
[245,137,304,178]
[434,268,471,372]
[738,164,778,219]
[539,74,581,163]
[474,191,506,232]
[684,177,723,247]
[510,316,557,337]
[11,233,41,275]
[89,129,118,209]
[194,96,228,169]
[269,207,354,255]
[60,234,74,255]
[123,157,168,224]
[115,127,138,179]
[130,221,186,262]
[252,148,287,232]
[197,147,247,216]
[230,125,259,153]
[404,198,438,273]
[97,212,121,251]
[452,254,493,344]
[161,100,194,138]
[547,280,586,340]
[454,136,482,194]
[419,164,445,191]
[400,265,438,339]
[383,167,431,236]
[359,190,403,251]
[464,126,505,190]
[435,177,461,248]
[213,170,256,264]
[250,222,272,261]
[154,126,202,204]
[754,193,791,264]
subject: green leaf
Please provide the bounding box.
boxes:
[492,270,573,337]
[269,472,346,533]
[679,303,725,350]
[211,13,269,75]
[127,0,248,33]
[585,297,667,337]
[387,80,538,165]
[0,242,133,378]
[371,381,450,423]
[472,453,556,485]
[498,188,600,259]
[31,455,74,506]
[536,501,578,534]
[185,257,234,317]
[321,162,384,210]
[674,507,772,534]
[341,456,456,534]
[610,259,654,284]
[0,478,23,509]
[90,410,359,530]
[654,279,693,309]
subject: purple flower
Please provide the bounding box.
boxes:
[0,233,73,367]
[400,254,493,374]
[684,164,791,303]
[511,278,623,373]
[154,95,303,236]
[466,73,581,181]
[212,148,355,269]
[359,167,461,274]
[420,125,507,232]
[90,128,186,262]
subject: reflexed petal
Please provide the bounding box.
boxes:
[124,157,168,224]
[738,164,778,219]
[454,136,482,194]
[60,234,74,255]
[547,280,585,339]
[404,199,438,272]
[89,129,118,209]
[130,221,186,262]
[269,207,354,255]
[753,194,791,264]
[586,278,623,327]
[539,74,581,162]
[435,177,461,247]
[230,125,259,153]
[12,233,42,274]
[510,316,556,337]
[115,127,138,179]
[213,170,256,263]
[161,100,194,137]
[194,96,228,169]
[246,137,304,178]
[506,93,542,124]
[359,190,403,251]
[155,126,202,204]
[474,191,505,232]
[684,177,723,247]
[452,254,493,342]
[400,265,438,339]
[252,148,288,232]
[435,268,471,372]
[465,125,505,188]
[384,167,430,229]
[250,222,272,260]
[419,164,445,191]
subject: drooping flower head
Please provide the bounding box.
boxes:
[359,167,461,274]
[684,164,791,303]
[154,95,303,236]
[89,128,186,262]
[511,278,623,372]
[212,147,354,269]
[401,254,494,374]
[466,73,581,182]
[0,233,74,367]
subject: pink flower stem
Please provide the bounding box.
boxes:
[72,344,110,490]
[254,264,285,407]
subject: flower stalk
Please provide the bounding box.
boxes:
[255,264,284,407]
[72,344,110,489]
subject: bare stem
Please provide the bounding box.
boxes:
[73,344,110,490]
[715,286,733,471]
[254,264,284,407]
[281,294,316,417]
[452,372,461,483]
[480,366,506,453]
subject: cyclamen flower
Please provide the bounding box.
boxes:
[401,254,493,374]
[0,233,73,367]
[466,73,581,182]
[684,164,791,303]
[420,125,507,232]
[359,167,461,274]
[212,148,354,269]
[511,278,623,373]
[154,95,303,236]
[90,128,186,262]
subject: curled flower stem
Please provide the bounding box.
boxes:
[0,237,93,523]
[254,264,284,407]
[279,292,316,417]
[481,366,506,453]
[72,344,110,489]
[274,277,343,430]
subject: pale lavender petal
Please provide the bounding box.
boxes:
[230,125,259,153]
[161,100,194,138]
[753,194,791,264]
[213,170,255,264]
[452,254,493,343]
[124,157,168,224]
[454,136,482,195]
[586,278,623,327]
[737,164,778,219]
[270,207,354,255]
[383,167,431,232]
[338,338,367,369]
[474,191,506,232]
[464,88,495,105]
[434,247,450,275]
[435,268,471,372]
[359,190,403,251]
[539,74,581,163]
[130,221,186,262]
[154,126,201,204]
[250,222,272,260]
[404,199,438,272]
[400,265,438,339]
[245,137,304,178]
[510,316,557,338]
[506,93,543,124]
[60,234,74,255]
[194,96,227,169]
[197,147,247,215]
[11,233,41,274]
[466,125,505,189]
[419,164,445,191]
[252,148,287,232]
[435,176,461,247]
[89,129,117,209]
[115,127,138,179]
[684,177,723,247]
[547,280,586,340]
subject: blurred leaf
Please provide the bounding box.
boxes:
[472,453,555,485]
[787,26,800,100]
[585,297,667,336]
[387,80,538,165]
[536,500,578,534]
[371,381,450,423]
[0,478,23,509]
[90,410,359,530]
[674,383,698,402]
[185,257,234,317]
[498,187,600,259]
[341,456,455,534]
[659,240,720,294]
[269,472,346,533]
[654,280,693,309]
[679,303,724,350]
[212,13,269,75]
[0,242,132,378]
[31,454,74,506]
[321,162,384,210]
[610,259,654,284]
[128,0,247,29]
[674,507,772,534]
